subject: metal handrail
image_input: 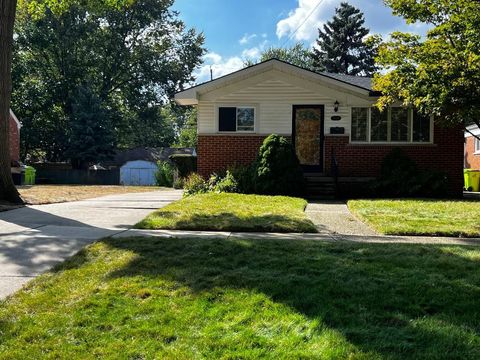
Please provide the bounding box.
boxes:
[331,147,339,197]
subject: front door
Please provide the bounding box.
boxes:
[292,105,324,173]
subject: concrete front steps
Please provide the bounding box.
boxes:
[305,174,336,200]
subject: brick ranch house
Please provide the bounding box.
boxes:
[465,124,480,170]
[8,110,21,163]
[175,59,463,197]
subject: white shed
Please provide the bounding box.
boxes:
[120,160,157,186]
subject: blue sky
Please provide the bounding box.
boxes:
[173,0,429,82]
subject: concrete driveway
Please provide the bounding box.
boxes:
[0,189,182,299]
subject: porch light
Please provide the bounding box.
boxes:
[334,101,340,113]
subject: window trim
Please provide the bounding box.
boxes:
[350,107,434,145]
[216,104,257,133]
[474,137,480,155]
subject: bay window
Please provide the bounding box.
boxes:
[351,107,368,142]
[371,108,388,142]
[351,107,432,143]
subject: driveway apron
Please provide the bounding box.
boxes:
[0,190,182,299]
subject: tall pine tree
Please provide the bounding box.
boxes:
[311,2,377,76]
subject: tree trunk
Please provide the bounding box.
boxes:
[0,0,22,204]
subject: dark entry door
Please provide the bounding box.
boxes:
[292,105,324,173]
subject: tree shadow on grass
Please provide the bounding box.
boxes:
[137,211,319,233]
[104,236,480,359]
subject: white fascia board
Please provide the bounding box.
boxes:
[175,88,198,105]
[466,124,480,138]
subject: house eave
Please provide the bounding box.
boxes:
[174,59,375,105]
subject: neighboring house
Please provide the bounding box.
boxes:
[175,59,464,196]
[465,124,480,169]
[9,110,21,163]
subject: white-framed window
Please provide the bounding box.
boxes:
[351,107,432,143]
[475,137,480,154]
[218,106,255,132]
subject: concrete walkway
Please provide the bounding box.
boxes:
[305,201,378,236]
[0,189,182,299]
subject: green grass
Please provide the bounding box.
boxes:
[135,193,317,233]
[349,199,480,237]
[1,237,479,359]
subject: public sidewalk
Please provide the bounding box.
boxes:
[114,228,480,246]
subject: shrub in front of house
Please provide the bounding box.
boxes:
[173,177,184,189]
[155,161,174,187]
[183,135,304,196]
[184,171,239,196]
[209,170,238,193]
[183,173,209,196]
[229,164,255,194]
[253,134,305,196]
[372,148,448,197]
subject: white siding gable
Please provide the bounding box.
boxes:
[196,68,374,136]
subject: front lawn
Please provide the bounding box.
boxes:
[0,237,479,359]
[18,185,164,205]
[136,193,317,233]
[349,199,480,237]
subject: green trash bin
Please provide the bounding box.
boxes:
[464,169,480,192]
[24,166,36,185]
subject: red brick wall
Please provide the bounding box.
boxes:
[9,115,20,162]
[198,125,464,196]
[465,136,480,170]
[197,135,268,176]
[325,124,464,196]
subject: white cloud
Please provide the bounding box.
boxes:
[203,52,222,64]
[241,40,269,60]
[194,52,245,83]
[276,0,431,44]
[239,33,258,45]
[242,47,261,59]
[276,0,336,42]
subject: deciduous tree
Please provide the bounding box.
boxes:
[13,0,205,164]
[244,43,314,70]
[374,0,480,135]
[0,0,22,203]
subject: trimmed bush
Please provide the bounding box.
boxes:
[155,161,174,187]
[372,148,448,198]
[254,134,305,196]
[229,164,255,194]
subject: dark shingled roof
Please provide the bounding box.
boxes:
[320,72,373,91]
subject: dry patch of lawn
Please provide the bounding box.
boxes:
[18,185,164,205]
